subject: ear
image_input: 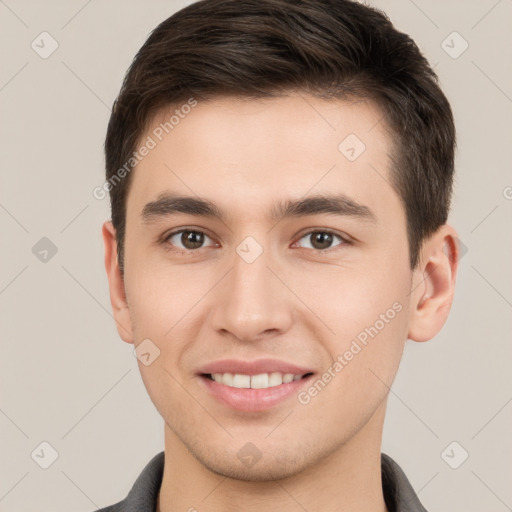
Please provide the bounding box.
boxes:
[407,224,459,342]
[102,221,134,344]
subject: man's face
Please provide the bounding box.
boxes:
[120,94,413,480]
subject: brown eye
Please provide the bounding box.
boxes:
[166,230,213,251]
[296,230,345,251]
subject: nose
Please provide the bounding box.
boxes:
[209,239,294,343]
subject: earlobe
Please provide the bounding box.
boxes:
[407,225,459,343]
[102,221,134,344]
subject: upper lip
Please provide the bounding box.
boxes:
[197,358,314,376]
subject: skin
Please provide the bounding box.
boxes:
[102,93,459,512]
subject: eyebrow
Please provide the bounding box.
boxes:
[141,192,376,224]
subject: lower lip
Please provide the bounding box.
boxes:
[199,375,314,412]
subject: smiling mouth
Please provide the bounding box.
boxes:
[201,372,314,390]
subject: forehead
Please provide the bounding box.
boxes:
[125,93,400,226]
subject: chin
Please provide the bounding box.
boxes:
[198,454,310,482]
[203,461,304,482]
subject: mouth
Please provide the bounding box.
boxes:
[199,372,315,412]
[196,360,315,412]
[200,371,314,389]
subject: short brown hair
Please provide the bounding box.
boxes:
[105,0,456,273]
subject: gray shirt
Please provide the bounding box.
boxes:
[94,451,427,511]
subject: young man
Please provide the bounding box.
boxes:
[100,0,459,510]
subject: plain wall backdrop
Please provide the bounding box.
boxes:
[0,1,511,511]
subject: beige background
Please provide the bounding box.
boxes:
[1,1,511,510]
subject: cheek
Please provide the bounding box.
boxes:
[297,256,410,340]
[124,256,203,337]
[305,302,408,431]
[310,256,410,391]
[124,262,204,393]
[333,301,407,381]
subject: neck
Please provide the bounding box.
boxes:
[157,401,388,512]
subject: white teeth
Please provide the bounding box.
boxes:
[268,372,283,386]
[210,372,306,389]
[221,373,233,386]
[251,373,269,389]
[232,374,251,388]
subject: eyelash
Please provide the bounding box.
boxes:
[160,227,351,255]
